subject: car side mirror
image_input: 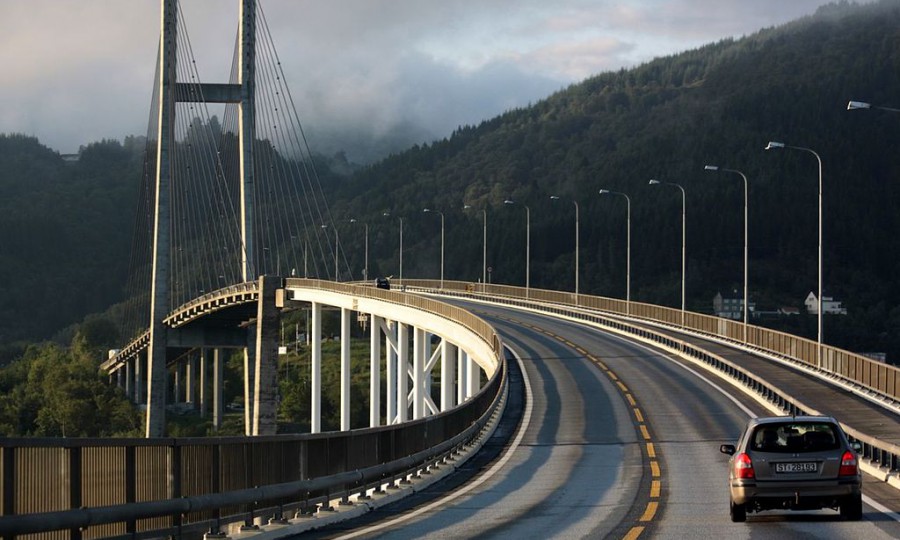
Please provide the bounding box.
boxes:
[720,444,736,455]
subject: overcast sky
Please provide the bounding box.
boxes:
[1,0,846,156]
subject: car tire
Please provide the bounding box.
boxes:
[730,499,747,522]
[840,494,862,521]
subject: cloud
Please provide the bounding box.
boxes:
[0,0,848,156]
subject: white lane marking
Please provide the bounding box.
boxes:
[335,345,535,539]
[600,328,900,523]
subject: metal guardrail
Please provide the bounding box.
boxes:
[401,279,900,404]
[0,366,504,538]
[404,279,900,477]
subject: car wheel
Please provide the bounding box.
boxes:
[840,494,862,521]
[730,499,747,522]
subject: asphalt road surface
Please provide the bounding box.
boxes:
[298,301,900,539]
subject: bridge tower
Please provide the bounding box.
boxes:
[146,0,261,437]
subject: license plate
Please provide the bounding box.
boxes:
[775,462,817,473]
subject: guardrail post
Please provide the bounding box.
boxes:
[68,446,82,540]
[125,445,136,535]
[1,447,12,523]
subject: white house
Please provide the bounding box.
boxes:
[713,291,755,320]
[804,292,847,315]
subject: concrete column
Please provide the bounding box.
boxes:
[212,348,224,430]
[135,351,145,405]
[412,327,426,419]
[457,348,467,403]
[242,327,258,435]
[173,366,182,404]
[253,275,281,436]
[441,342,457,411]
[384,320,397,424]
[311,302,322,433]
[186,355,196,406]
[369,315,382,427]
[396,323,409,422]
[199,349,209,418]
[116,367,124,390]
[466,352,480,398]
[340,307,351,431]
[125,359,133,401]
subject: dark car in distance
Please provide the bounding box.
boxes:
[720,415,862,522]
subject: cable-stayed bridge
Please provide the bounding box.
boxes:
[1,1,899,539]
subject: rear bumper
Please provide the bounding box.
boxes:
[731,478,861,510]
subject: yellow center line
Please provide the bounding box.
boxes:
[640,425,650,440]
[640,501,659,522]
[633,408,644,423]
[524,325,663,531]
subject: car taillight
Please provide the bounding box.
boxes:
[734,452,755,479]
[839,450,858,476]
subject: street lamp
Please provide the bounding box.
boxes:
[847,100,900,113]
[383,212,403,283]
[705,165,750,342]
[463,204,487,291]
[766,140,824,368]
[598,189,631,314]
[503,199,530,297]
[423,208,445,288]
[649,179,686,327]
[350,218,368,282]
[550,195,580,301]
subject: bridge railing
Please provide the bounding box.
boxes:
[401,279,900,475]
[400,279,900,403]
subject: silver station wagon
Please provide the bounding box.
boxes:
[720,415,862,522]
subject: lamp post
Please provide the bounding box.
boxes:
[423,208,445,288]
[766,140,824,369]
[463,205,487,290]
[847,100,900,113]
[550,195,580,301]
[705,165,750,342]
[598,189,631,314]
[649,179,686,327]
[383,212,403,283]
[350,219,368,282]
[503,199,530,297]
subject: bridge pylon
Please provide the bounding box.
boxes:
[145,0,260,437]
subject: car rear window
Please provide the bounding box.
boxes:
[750,422,840,453]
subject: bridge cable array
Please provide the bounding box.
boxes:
[120,1,351,342]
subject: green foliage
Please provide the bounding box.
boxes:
[0,326,141,437]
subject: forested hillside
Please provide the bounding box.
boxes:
[0,135,141,350]
[330,0,900,361]
[1,0,899,365]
